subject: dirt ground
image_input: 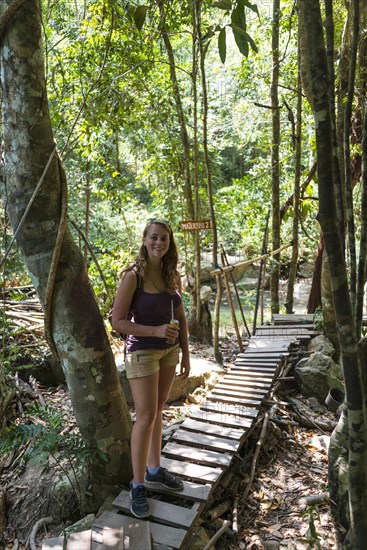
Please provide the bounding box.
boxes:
[1,341,338,549]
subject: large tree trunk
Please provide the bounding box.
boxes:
[0,0,132,497]
[299,1,367,546]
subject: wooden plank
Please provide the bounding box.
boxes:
[189,409,253,429]
[272,313,314,324]
[114,492,198,529]
[215,382,268,396]
[128,521,151,550]
[92,512,186,550]
[222,375,272,390]
[239,354,289,359]
[206,393,262,407]
[211,387,264,401]
[231,364,277,383]
[246,341,291,350]
[173,427,240,453]
[162,441,231,467]
[232,361,280,374]
[235,357,279,364]
[180,417,244,440]
[102,527,124,550]
[143,478,211,501]
[200,401,258,418]
[160,457,223,483]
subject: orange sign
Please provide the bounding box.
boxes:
[181,219,213,231]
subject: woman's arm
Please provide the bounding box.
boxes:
[175,282,191,379]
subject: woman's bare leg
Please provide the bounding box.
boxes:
[129,372,159,483]
[148,365,177,468]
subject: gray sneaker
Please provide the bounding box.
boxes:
[130,485,150,518]
[144,467,184,491]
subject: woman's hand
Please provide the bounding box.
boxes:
[179,356,191,379]
[154,323,180,340]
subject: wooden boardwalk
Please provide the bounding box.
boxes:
[42,315,318,550]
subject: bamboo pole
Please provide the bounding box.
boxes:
[221,252,243,352]
[221,245,251,337]
[210,241,292,276]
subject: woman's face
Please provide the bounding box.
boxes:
[143,223,170,260]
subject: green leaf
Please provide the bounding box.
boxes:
[245,31,258,53]
[230,24,249,57]
[218,27,227,64]
[231,0,246,32]
[133,6,148,31]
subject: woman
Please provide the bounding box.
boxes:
[112,218,191,519]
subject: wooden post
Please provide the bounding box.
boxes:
[221,245,251,337]
[221,252,243,352]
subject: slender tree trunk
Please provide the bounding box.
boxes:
[285,40,302,314]
[299,1,367,546]
[270,0,280,315]
[0,0,132,496]
[156,0,194,221]
[356,11,367,340]
[324,0,345,235]
[344,0,359,313]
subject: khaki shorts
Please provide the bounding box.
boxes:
[125,344,180,379]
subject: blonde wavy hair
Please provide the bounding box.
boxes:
[121,219,180,294]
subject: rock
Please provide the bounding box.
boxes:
[294,352,344,403]
[200,285,212,302]
[63,514,96,535]
[298,261,315,278]
[307,335,335,357]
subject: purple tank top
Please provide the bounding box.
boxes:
[126,290,182,352]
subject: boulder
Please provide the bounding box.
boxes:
[294,351,344,403]
[307,334,335,357]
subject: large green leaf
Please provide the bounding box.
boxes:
[231,24,249,57]
[218,27,227,64]
[133,5,148,31]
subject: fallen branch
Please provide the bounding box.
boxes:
[203,520,231,550]
[291,409,336,432]
[242,407,275,500]
[208,498,232,520]
[29,516,53,550]
[232,497,239,534]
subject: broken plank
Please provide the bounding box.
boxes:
[162,441,231,468]
[206,394,262,407]
[92,512,186,550]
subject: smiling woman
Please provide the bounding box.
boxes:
[111,218,191,519]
